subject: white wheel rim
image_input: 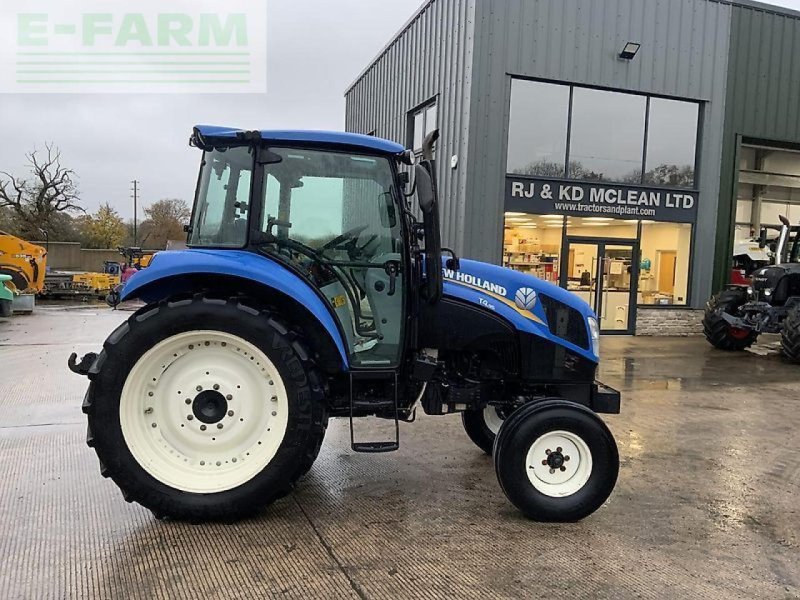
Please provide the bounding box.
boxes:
[483,406,504,435]
[119,330,289,494]
[525,430,593,497]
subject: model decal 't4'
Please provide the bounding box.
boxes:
[443,269,507,296]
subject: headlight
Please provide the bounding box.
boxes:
[587,317,600,358]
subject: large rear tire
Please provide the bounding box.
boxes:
[703,289,759,351]
[83,294,328,522]
[780,305,800,364]
[493,400,618,522]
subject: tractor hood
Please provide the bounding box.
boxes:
[442,259,598,361]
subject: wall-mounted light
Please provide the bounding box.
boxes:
[619,42,641,60]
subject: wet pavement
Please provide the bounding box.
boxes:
[0,306,798,599]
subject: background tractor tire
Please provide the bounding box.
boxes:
[703,289,758,351]
[83,294,328,522]
[493,399,618,522]
[462,406,506,455]
[780,305,800,363]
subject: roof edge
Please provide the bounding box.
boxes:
[709,0,800,18]
[344,0,435,96]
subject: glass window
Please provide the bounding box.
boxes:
[506,80,570,177]
[644,98,699,188]
[503,213,563,283]
[567,217,638,239]
[568,88,646,183]
[410,101,438,152]
[189,146,253,247]
[639,222,692,305]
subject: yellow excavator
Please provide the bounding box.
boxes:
[0,231,47,294]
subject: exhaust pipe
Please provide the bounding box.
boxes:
[775,215,791,265]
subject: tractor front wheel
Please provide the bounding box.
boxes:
[462,406,506,455]
[493,400,618,521]
[780,305,800,363]
[703,289,758,351]
[83,294,328,521]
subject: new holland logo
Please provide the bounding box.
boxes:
[515,287,537,311]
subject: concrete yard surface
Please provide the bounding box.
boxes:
[0,306,798,599]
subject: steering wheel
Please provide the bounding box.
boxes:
[320,225,378,260]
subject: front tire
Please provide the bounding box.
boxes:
[462,406,505,455]
[703,289,759,351]
[83,294,328,521]
[493,400,618,521]
[780,305,800,364]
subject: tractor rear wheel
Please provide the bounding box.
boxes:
[493,400,618,521]
[780,305,800,363]
[462,406,506,455]
[83,294,328,522]
[703,289,758,351]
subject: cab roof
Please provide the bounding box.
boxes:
[193,125,405,155]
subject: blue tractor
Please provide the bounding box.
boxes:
[69,126,621,522]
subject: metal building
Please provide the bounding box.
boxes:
[345,0,800,335]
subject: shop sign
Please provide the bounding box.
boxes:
[505,176,698,223]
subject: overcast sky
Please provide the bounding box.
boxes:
[0,0,424,219]
[2,0,800,220]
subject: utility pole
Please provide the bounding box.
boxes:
[131,180,139,245]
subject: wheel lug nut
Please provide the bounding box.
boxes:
[217,423,223,429]
[232,458,237,463]
[556,447,562,453]
[144,407,153,415]
[200,461,205,466]
[187,415,193,421]
[545,449,551,455]
[541,460,547,466]
[228,410,234,417]
[226,394,233,401]
[549,468,555,474]
[213,384,220,390]
[564,455,570,461]
[185,399,191,405]
[196,385,202,392]
[148,391,153,397]
[200,425,207,431]
[560,466,567,472]
[271,396,277,402]
[271,411,277,417]
[151,423,157,428]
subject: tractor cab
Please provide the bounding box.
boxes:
[186,130,423,369]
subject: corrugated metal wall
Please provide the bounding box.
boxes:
[344,0,476,253]
[466,0,732,308]
[713,3,800,290]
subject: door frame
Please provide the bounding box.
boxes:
[560,236,640,335]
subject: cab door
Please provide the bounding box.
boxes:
[256,147,407,368]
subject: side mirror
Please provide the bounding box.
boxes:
[415,164,435,214]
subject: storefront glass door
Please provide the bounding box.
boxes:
[561,238,639,334]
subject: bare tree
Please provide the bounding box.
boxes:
[0,143,83,238]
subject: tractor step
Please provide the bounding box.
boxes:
[349,371,400,454]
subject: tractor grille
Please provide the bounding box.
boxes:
[539,295,590,350]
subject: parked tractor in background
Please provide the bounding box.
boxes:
[704,215,800,361]
[70,126,621,523]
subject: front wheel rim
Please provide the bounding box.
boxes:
[525,430,593,497]
[483,406,504,435]
[119,330,289,494]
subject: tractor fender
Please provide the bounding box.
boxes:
[120,249,350,369]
